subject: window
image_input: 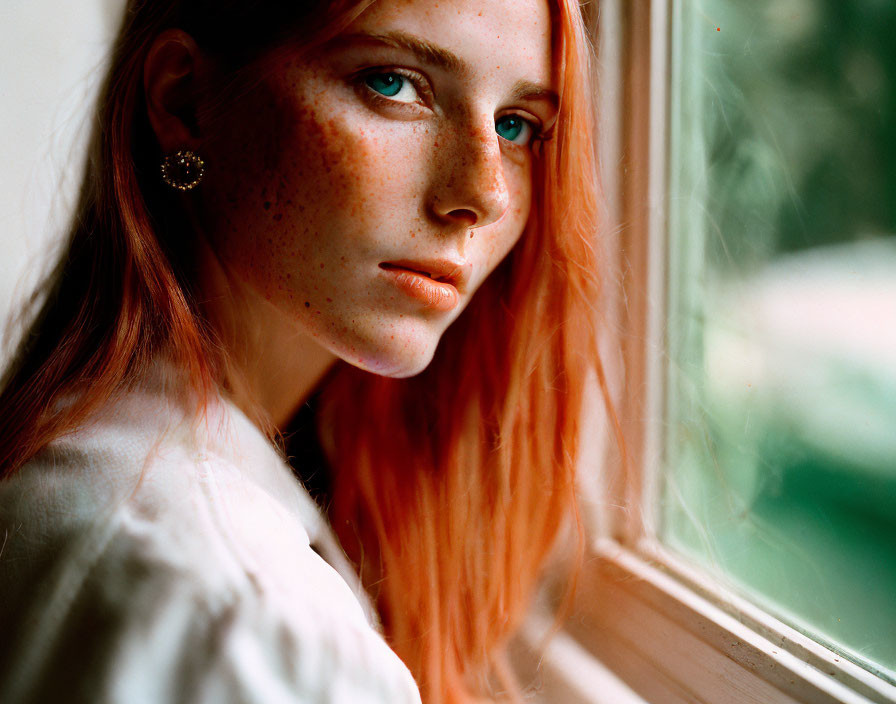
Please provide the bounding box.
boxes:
[663,0,896,682]
[520,1,896,702]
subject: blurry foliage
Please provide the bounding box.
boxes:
[702,0,896,269]
[665,0,896,674]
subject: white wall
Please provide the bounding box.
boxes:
[0,0,124,362]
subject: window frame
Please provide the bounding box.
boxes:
[523,1,896,702]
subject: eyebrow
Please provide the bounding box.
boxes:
[340,30,468,77]
[508,80,559,111]
[336,30,560,109]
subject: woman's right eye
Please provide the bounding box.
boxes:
[364,72,421,104]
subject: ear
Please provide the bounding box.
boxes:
[144,29,207,152]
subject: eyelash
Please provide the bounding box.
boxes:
[356,68,546,148]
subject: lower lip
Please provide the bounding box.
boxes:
[381,266,459,312]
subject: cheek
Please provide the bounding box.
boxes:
[199,81,396,285]
[480,162,533,270]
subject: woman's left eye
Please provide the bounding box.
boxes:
[364,72,421,103]
[495,115,536,145]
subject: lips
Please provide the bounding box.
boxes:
[382,263,441,280]
[379,260,466,312]
[379,259,469,291]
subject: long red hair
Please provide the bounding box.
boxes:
[0,1,609,702]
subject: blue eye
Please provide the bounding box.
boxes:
[363,72,420,103]
[495,115,534,145]
[366,73,403,97]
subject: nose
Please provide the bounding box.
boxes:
[427,118,510,229]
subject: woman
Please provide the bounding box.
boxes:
[0,0,607,701]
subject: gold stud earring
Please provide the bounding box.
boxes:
[160,149,205,191]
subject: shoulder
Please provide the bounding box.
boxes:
[0,381,317,587]
[0,386,258,594]
[0,386,421,703]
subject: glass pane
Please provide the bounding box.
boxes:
[662,0,896,680]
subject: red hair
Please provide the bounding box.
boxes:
[320,2,609,699]
[0,1,610,702]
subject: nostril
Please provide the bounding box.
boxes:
[447,208,478,225]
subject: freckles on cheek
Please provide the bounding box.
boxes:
[284,93,395,227]
[508,172,533,235]
[477,171,533,271]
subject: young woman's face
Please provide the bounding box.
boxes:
[198,0,556,377]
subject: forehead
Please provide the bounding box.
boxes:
[345,0,555,89]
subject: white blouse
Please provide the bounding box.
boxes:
[0,369,422,703]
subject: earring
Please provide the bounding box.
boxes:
[160,149,205,191]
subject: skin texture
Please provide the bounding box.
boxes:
[147,0,555,426]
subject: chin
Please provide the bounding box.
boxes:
[333,325,440,379]
[356,345,437,379]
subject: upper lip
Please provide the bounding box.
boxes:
[380,258,471,292]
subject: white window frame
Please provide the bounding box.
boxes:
[518,1,896,702]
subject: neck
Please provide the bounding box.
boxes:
[193,236,337,430]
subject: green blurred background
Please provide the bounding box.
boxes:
[663,0,896,679]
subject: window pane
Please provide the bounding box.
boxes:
[662,0,896,679]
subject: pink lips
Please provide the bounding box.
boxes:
[379,262,461,312]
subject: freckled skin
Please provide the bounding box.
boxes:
[196,0,554,377]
